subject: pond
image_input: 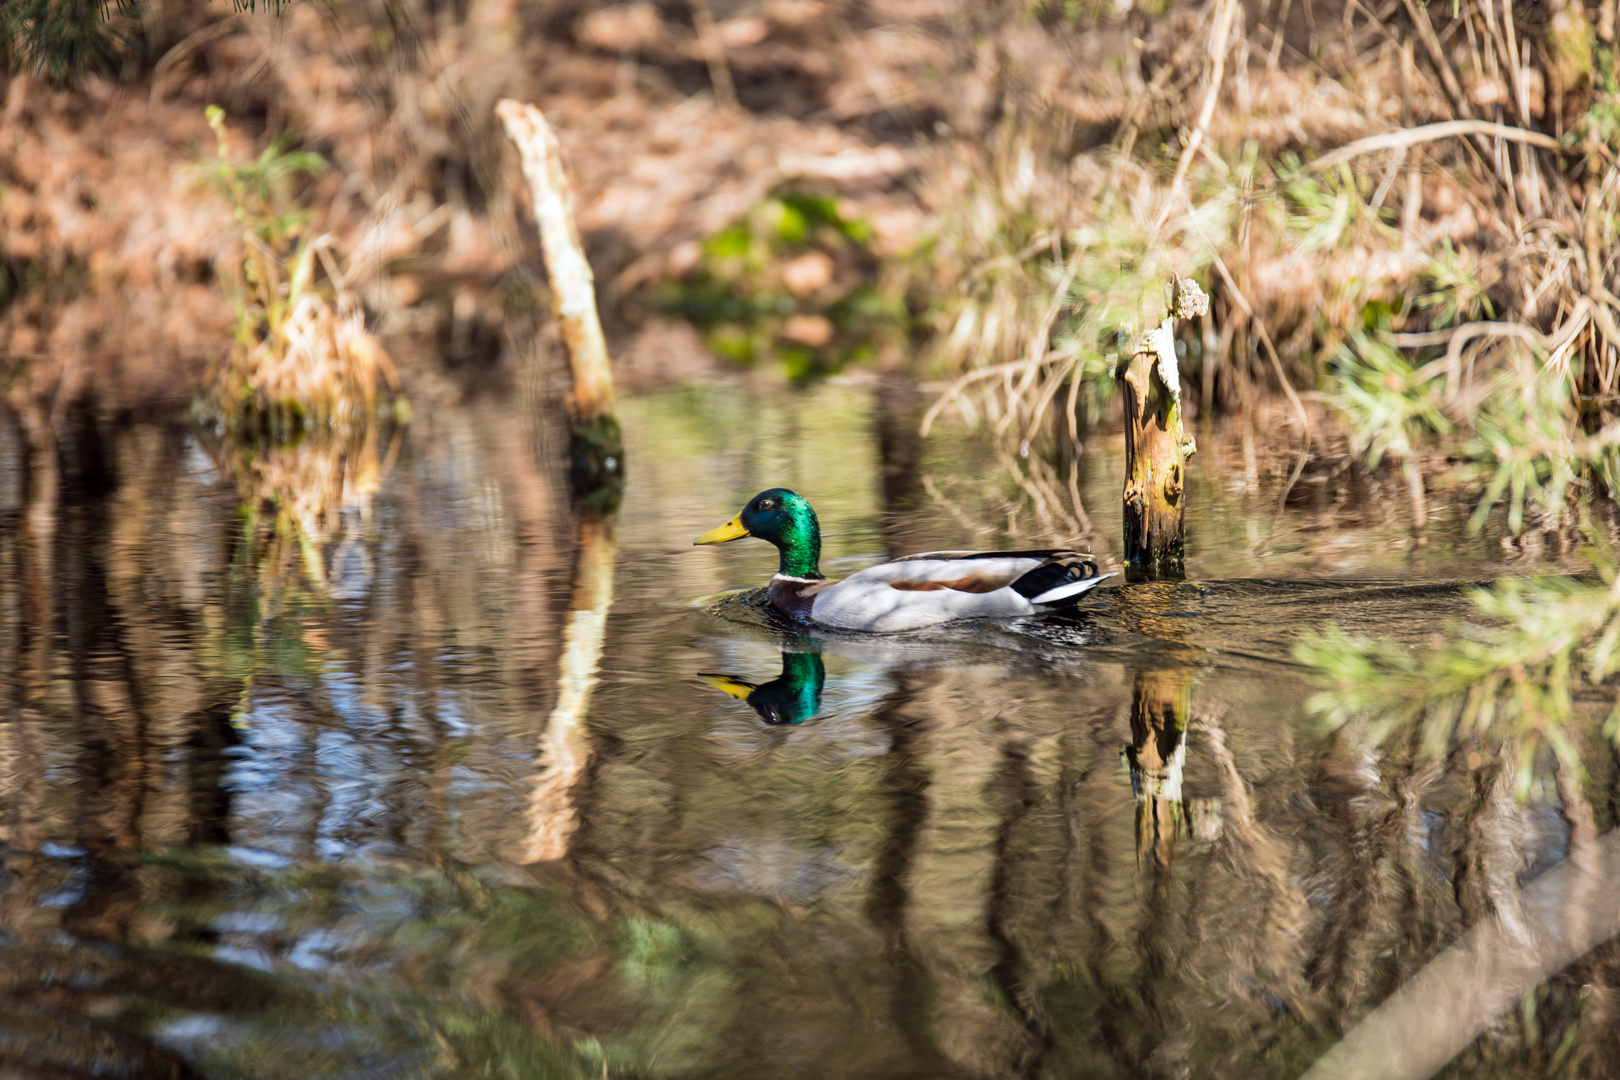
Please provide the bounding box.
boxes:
[0,374,1615,1079]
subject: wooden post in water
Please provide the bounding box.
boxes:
[496,99,623,493]
[1117,276,1209,580]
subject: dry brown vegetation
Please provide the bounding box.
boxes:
[914,2,1611,440]
[0,0,1615,494]
[1,0,933,406]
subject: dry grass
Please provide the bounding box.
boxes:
[204,234,401,430]
[188,103,405,592]
[913,0,1616,535]
[195,105,400,433]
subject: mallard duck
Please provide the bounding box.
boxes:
[695,488,1114,632]
[700,650,824,725]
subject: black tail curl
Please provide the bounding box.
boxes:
[1010,553,1101,601]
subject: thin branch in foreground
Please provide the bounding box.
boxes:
[1157,0,1241,229]
[1308,119,1571,174]
[1300,826,1620,1080]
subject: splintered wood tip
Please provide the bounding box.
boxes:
[1172,276,1210,320]
[494,98,544,137]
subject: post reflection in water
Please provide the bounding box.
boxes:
[1125,666,1192,870]
[521,506,617,864]
[1118,581,1205,872]
[4,380,1620,1078]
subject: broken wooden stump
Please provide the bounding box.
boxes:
[496,98,623,497]
[1117,276,1209,581]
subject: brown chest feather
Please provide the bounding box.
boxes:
[767,576,833,620]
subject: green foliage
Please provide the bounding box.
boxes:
[0,0,137,84]
[195,106,399,440]
[196,104,328,353]
[1416,239,1495,329]
[1277,161,1363,252]
[194,108,404,601]
[1052,188,1224,402]
[201,108,328,228]
[1249,154,1400,255]
[1582,47,1620,148]
[1295,57,1620,785]
[1328,328,1451,471]
[1461,370,1604,535]
[655,188,904,379]
[116,854,606,1079]
[1296,543,1620,789]
[930,142,1415,441]
[1327,321,1615,537]
[616,917,696,1002]
[762,190,873,248]
[926,155,1231,437]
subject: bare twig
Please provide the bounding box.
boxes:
[1404,320,1550,391]
[1308,120,1570,174]
[921,359,1039,436]
[1397,0,1473,120]
[1206,244,1312,438]
[689,0,738,111]
[1158,0,1241,229]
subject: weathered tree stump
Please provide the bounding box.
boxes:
[496,99,623,496]
[1117,276,1209,581]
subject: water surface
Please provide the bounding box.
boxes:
[0,377,1615,1078]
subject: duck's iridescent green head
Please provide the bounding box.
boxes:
[694,488,822,579]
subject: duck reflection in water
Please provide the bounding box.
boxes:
[700,648,825,725]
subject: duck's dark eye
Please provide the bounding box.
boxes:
[757,499,776,511]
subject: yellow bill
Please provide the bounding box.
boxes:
[698,673,757,701]
[694,515,750,545]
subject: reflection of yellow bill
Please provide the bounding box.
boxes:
[694,516,750,545]
[698,673,756,701]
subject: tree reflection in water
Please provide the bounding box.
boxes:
[2,382,1620,1078]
